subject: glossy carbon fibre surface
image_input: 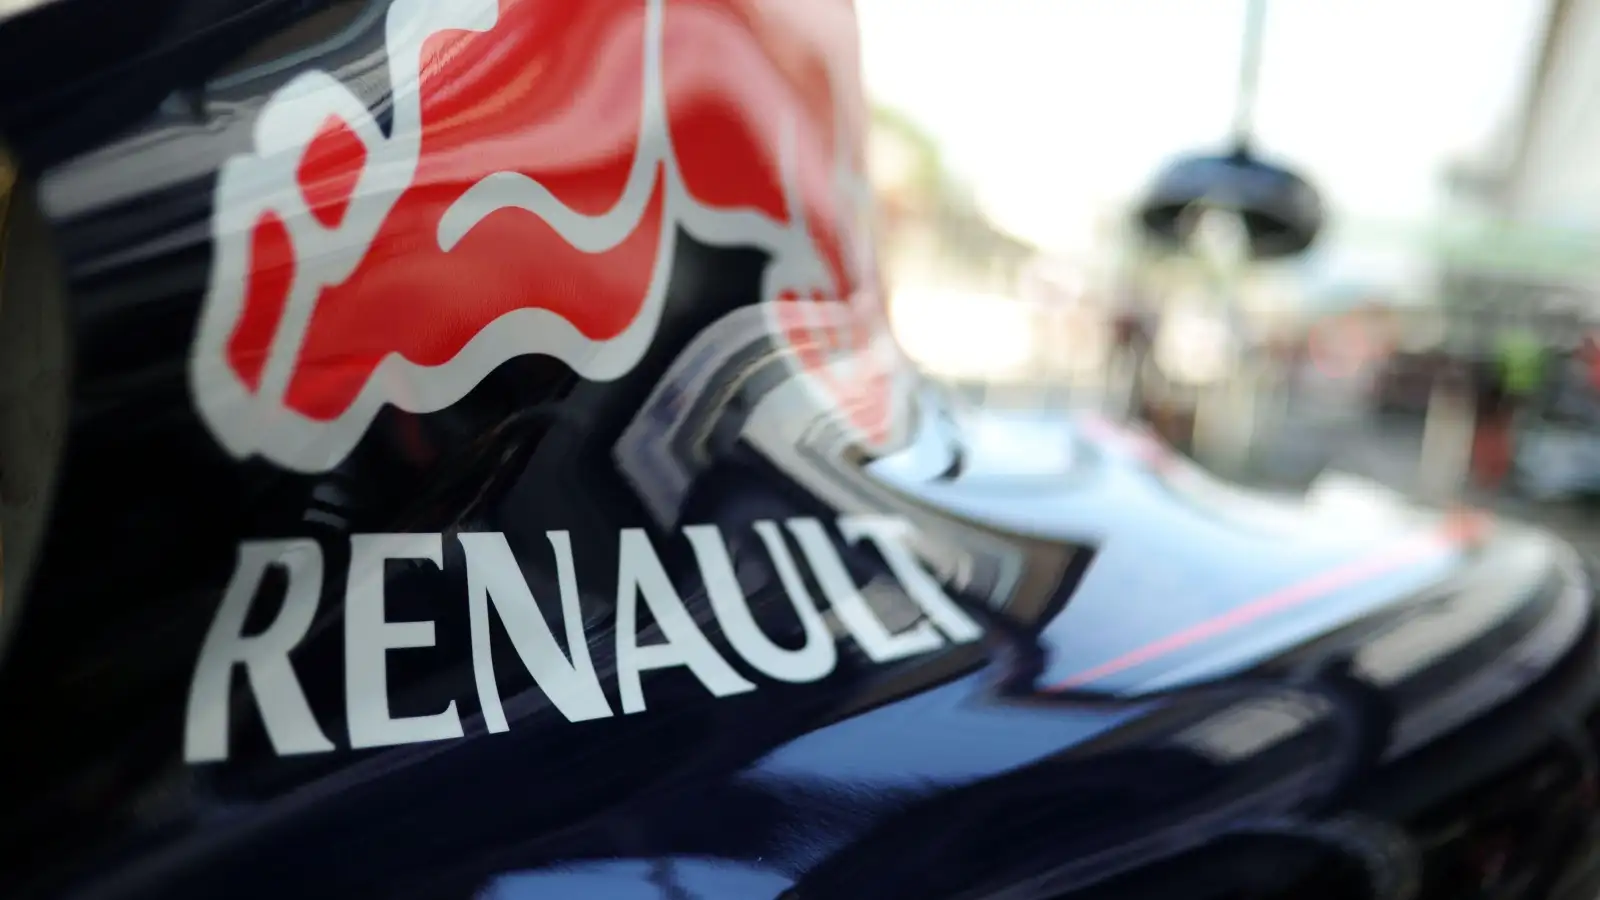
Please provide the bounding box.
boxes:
[1,1,1599,899]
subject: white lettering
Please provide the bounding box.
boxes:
[840,515,983,643]
[786,518,946,663]
[615,528,756,714]
[345,533,463,749]
[184,539,334,762]
[188,516,985,759]
[684,522,836,683]
[459,531,614,729]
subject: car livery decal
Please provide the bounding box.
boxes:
[183,515,984,762]
[191,0,891,474]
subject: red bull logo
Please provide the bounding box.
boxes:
[191,0,894,473]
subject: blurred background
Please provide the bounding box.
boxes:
[861,0,1600,549]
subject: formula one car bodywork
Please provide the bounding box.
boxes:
[1,1,1599,899]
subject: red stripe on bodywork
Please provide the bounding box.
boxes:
[1048,513,1486,690]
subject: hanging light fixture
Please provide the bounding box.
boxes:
[1135,0,1325,261]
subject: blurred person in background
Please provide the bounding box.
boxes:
[1107,283,1160,421]
[1497,324,1548,405]
[1112,285,1157,368]
[1473,324,1548,488]
[1285,321,1314,400]
[1536,334,1600,426]
[1581,330,1600,394]
[1143,289,1242,451]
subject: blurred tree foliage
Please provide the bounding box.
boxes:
[870,104,1034,285]
[869,104,947,198]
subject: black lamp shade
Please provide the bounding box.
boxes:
[1136,149,1325,260]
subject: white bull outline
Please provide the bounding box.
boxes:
[191,0,891,474]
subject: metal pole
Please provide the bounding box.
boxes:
[1232,0,1270,145]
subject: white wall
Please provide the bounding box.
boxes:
[1511,0,1600,226]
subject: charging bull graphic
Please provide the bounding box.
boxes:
[190,0,896,473]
